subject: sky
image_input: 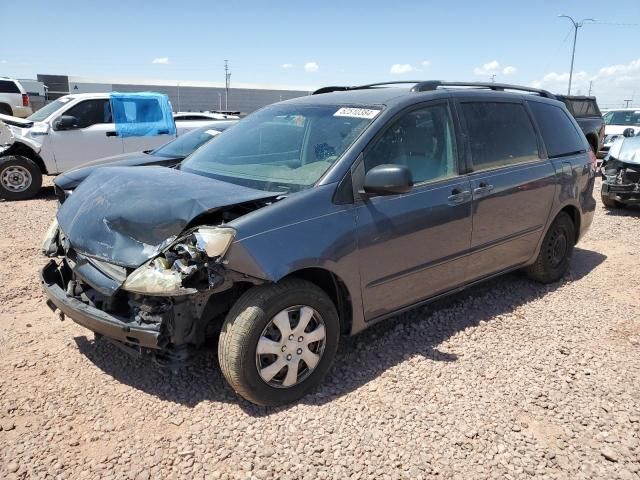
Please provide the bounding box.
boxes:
[1,0,640,107]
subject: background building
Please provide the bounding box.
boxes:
[36,74,313,113]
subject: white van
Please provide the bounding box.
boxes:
[0,92,178,200]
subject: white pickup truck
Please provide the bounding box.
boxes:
[0,92,179,200]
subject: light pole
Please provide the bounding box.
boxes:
[558,15,595,95]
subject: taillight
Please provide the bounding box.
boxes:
[588,149,597,172]
[22,94,30,107]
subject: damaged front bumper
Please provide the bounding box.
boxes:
[601,181,640,204]
[41,260,161,349]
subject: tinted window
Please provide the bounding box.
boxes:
[154,126,226,157]
[63,100,112,128]
[0,80,20,94]
[603,110,640,126]
[461,102,539,169]
[528,101,586,157]
[558,97,601,117]
[365,104,457,183]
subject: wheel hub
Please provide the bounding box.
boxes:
[549,231,568,267]
[1,166,32,193]
[256,305,326,388]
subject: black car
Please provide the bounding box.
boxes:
[53,121,236,201]
[601,128,640,208]
[41,81,595,406]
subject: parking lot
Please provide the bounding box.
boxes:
[0,178,637,479]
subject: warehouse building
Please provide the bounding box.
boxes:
[36,74,313,114]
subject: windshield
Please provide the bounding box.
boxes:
[152,124,230,158]
[604,110,640,126]
[181,104,379,192]
[27,98,72,122]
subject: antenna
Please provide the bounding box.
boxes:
[224,60,231,111]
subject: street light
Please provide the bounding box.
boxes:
[558,15,596,95]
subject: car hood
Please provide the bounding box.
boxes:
[57,166,280,268]
[605,125,640,136]
[54,151,179,190]
[607,135,640,165]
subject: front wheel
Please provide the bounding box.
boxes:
[218,278,340,406]
[525,212,575,284]
[0,155,43,200]
[601,192,625,209]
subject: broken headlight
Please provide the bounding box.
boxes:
[41,218,60,257]
[122,227,235,296]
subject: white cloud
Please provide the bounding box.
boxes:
[503,66,517,75]
[390,64,415,75]
[474,60,501,75]
[152,57,169,65]
[421,60,431,68]
[530,58,640,106]
[0,60,7,64]
[304,61,319,73]
[281,63,293,70]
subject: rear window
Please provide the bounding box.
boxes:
[560,98,601,117]
[460,102,539,170]
[0,80,20,94]
[528,101,586,158]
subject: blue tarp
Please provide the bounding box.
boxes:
[110,92,176,138]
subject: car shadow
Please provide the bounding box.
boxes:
[73,246,606,416]
[603,204,640,216]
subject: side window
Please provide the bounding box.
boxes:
[528,101,586,158]
[0,80,20,94]
[365,104,457,184]
[63,100,112,128]
[461,102,539,170]
[117,98,163,123]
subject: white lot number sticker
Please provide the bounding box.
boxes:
[334,107,380,119]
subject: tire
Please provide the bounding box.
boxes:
[601,192,624,209]
[0,155,43,200]
[0,104,11,115]
[525,212,575,284]
[219,278,340,406]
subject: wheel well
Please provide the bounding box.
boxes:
[0,102,11,113]
[586,134,598,152]
[286,268,352,335]
[3,142,47,174]
[560,205,581,244]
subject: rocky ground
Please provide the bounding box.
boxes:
[0,179,638,479]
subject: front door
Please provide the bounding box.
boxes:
[456,100,555,280]
[355,102,473,321]
[50,99,123,173]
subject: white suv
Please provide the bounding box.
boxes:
[0,77,32,118]
[0,92,179,200]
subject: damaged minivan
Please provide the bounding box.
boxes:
[41,81,596,406]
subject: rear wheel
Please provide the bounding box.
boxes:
[218,278,340,406]
[601,192,625,209]
[0,104,11,115]
[0,155,42,200]
[525,212,575,284]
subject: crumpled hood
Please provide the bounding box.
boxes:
[608,135,640,165]
[57,166,279,268]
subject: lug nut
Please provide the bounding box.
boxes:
[288,334,294,340]
[297,348,302,354]
[281,346,286,352]
[298,336,304,342]
[286,354,292,361]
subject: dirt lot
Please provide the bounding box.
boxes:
[1,179,638,479]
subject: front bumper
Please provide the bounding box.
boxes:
[601,182,640,205]
[40,260,161,349]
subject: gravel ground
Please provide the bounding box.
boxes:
[1,179,638,480]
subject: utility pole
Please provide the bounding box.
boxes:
[489,74,496,83]
[224,60,231,111]
[558,15,595,95]
[624,99,632,107]
[218,92,222,111]
[588,81,593,96]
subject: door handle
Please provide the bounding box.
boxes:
[105,131,118,137]
[447,188,471,205]
[473,182,494,195]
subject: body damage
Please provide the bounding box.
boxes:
[601,135,640,204]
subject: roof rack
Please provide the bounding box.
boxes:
[312,81,555,98]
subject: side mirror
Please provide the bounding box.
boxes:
[55,115,79,130]
[623,127,636,138]
[362,164,413,196]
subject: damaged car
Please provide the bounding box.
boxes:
[600,127,640,208]
[41,81,595,406]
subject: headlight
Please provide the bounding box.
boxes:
[122,227,235,296]
[41,218,60,257]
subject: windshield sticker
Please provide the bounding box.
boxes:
[205,129,222,136]
[334,107,380,119]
